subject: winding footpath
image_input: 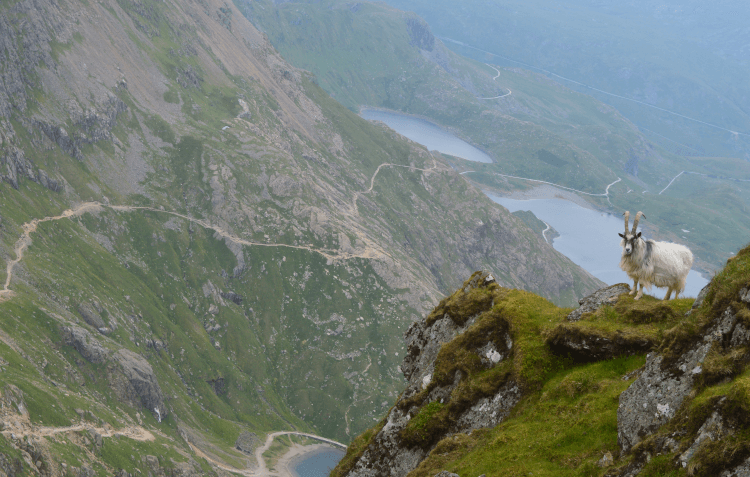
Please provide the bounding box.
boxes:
[343,357,373,437]
[187,430,346,476]
[440,36,750,138]
[479,64,511,100]
[351,158,439,216]
[0,156,446,302]
[1,422,154,442]
[541,222,551,243]
[659,170,750,195]
[461,171,621,203]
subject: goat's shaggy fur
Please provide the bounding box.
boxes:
[619,211,693,300]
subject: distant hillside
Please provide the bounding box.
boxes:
[240,0,750,274]
[381,0,750,161]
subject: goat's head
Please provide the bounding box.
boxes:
[619,211,645,255]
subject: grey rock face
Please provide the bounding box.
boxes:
[686,282,712,315]
[346,275,519,477]
[679,411,726,468]
[433,472,459,477]
[721,457,750,477]
[617,307,743,452]
[61,325,110,364]
[451,381,521,433]
[77,303,107,330]
[235,431,259,454]
[349,406,429,477]
[406,17,435,52]
[740,287,750,305]
[113,349,167,418]
[567,284,630,322]
[402,311,472,397]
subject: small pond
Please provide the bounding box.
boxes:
[360,108,494,163]
[487,193,709,297]
[293,448,345,477]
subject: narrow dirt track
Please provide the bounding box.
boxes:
[0,154,447,302]
[479,63,511,99]
[185,430,345,476]
[0,421,154,442]
[351,157,439,216]
[0,202,103,301]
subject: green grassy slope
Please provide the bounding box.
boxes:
[336,245,750,477]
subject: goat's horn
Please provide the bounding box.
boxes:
[623,211,630,233]
[631,211,646,233]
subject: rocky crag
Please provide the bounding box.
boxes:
[335,245,750,477]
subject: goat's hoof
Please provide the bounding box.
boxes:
[629,290,636,295]
[634,294,643,300]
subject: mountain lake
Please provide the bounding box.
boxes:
[361,108,710,297]
[293,448,345,477]
[360,108,494,163]
[487,194,709,297]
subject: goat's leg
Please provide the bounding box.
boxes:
[635,283,644,300]
[664,287,673,300]
[629,279,638,295]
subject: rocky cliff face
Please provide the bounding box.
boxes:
[607,248,750,476]
[339,272,521,477]
[335,246,750,477]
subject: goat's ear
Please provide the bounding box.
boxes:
[636,232,642,238]
[618,233,625,238]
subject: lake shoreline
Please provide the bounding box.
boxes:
[359,107,495,163]
[280,443,344,477]
[486,192,709,295]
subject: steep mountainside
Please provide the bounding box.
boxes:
[240,0,750,275]
[335,247,750,477]
[0,0,602,472]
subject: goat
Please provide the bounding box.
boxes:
[618,211,693,300]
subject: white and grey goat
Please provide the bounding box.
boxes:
[618,211,693,300]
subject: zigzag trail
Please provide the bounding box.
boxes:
[1,422,154,442]
[0,160,437,470]
[1,401,341,477]
[0,202,103,301]
[479,64,511,100]
[186,430,346,476]
[0,202,387,303]
[0,156,450,302]
[351,157,439,216]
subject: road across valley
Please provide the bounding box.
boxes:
[479,64,511,99]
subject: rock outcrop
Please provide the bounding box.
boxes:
[112,349,168,419]
[341,272,522,477]
[61,325,110,364]
[235,431,259,454]
[616,306,738,453]
[77,303,107,330]
[604,248,750,476]
[567,283,630,322]
[61,323,167,419]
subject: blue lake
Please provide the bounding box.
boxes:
[362,108,709,297]
[487,194,709,297]
[360,108,494,163]
[293,448,345,477]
